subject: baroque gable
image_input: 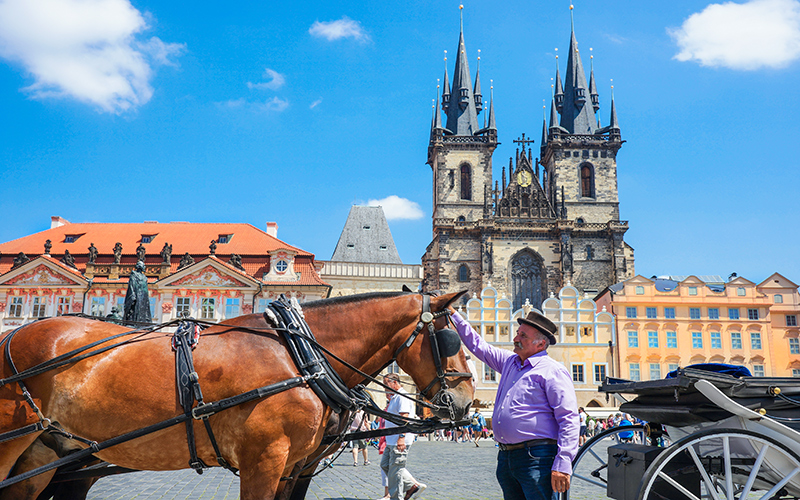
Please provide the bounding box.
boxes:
[2,263,84,286]
[169,265,249,288]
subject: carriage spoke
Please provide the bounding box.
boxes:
[657,470,703,500]
[737,444,768,500]
[723,436,733,500]
[572,472,606,488]
[687,445,722,500]
[587,447,604,464]
[756,467,800,500]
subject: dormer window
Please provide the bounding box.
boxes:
[363,225,371,230]
[275,260,288,272]
[218,234,233,244]
[63,234,81,243]
[379,245,387,250]
[347,244,355,248]
[141,234,156,244]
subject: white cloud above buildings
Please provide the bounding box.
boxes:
[0,0,184,113]
[309,98,323,109]
[309,17,369,42]
[247,69,286,91]
[366,196,424,220]
[669,0,800,70]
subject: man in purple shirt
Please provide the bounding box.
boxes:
[451,309,579,500]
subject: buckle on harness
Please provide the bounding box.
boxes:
[192,403,214,420]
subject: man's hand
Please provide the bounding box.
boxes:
[551,471,570,493]
[396,436,406,452]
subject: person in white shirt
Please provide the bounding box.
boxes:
[380,374,427,500]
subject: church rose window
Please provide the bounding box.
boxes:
[510,250,545,310]
[460,164,472,200]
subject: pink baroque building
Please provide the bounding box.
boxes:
[596,273,800,380]
[0,217,331,332]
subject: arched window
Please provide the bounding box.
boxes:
[460,164,472,200]
[457,215,466,222]
[580,164,594,198]
[510,250,546,310]
[458,264,470,282]
[586,245,594,260]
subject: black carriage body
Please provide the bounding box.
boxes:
[606,443,700,500]
[601,368,800,429]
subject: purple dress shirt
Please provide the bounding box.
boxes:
[451,312,579,475]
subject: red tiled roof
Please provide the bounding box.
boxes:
[0,222,308,258]
[262,260,329,286]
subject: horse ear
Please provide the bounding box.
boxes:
[432,290,469,311]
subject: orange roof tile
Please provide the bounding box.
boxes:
[0,222,308,258]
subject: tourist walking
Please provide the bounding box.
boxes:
[380,374,426,500]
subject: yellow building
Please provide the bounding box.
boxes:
[596,273,800,380]
[458,283,615,409]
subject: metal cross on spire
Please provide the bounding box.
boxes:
[513,133,535,150]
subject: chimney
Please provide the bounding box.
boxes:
[51,216,69,229]
[266,222,278,238]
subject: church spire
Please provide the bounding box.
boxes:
[541,103,548,149]
[559,5,597,134]
[433,82,443,132]
[589,48,599,112]
[445,5,480,135]
[441,51,450,113]
[474,50,483,113]
[554,50,563,111]
[487,81,496,131]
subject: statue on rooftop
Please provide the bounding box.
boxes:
[61,250,76,269]
[136,243,146,262]
[113,243,122,264]
[160,243,172,265]
[88,243,98,264]
[124,260,151,323]
[178,253,195,270]
[44,239,52,255]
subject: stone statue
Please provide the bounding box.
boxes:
[61,250,76,268]
[13,252,29,268]
[124,261,151,323]
[160,243,172,264]
[106,306,122,323]
[44,239,52,255]
[136,243,146,262]
[178,253,195,270]
[113,243,122,264]
[209,240,217,255]
[228,253,244,270]
[88,243,98,264]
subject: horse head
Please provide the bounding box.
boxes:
[395,290,474,421]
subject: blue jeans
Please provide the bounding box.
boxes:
[496,444,558,500]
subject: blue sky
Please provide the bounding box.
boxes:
[1,0,799,285]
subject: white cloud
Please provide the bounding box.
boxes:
[309,98,323,109]
[309,17,369,42]
[669,0,800,70]
[218,96,289,113]
[366,196,424,220]
[260,96,289,112]
[247,68,286,91]
[0,0,184,113]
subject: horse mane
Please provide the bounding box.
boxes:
[303,291,411,309]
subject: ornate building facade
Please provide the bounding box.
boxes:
[422,13,635,307]
[0,217,331,332]
[596,273,800,379]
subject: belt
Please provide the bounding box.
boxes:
[498,438,557,451]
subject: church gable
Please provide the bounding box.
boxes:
[0,262,85,287]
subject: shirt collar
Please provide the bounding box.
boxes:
[515,349,548,368]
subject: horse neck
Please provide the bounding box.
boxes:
[302,296,420,388]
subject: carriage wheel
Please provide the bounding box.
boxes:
[636,428,800,500]
[563,424,648,500]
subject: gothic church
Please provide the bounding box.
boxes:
[422,13,635,308]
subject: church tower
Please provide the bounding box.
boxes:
[423,7,498,296]
[423,6,634,307]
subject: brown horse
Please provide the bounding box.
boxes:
[0,291,473,500]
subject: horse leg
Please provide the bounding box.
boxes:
[0,436,57,500]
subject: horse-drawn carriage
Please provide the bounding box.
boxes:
[0,291,474,500]
[568,367,800,500]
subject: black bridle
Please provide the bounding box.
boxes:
[390,293,472,420]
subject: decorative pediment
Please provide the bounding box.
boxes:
[170,265,249,288]
[2,263,83,286]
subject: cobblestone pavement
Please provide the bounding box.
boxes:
[86,440,609,500]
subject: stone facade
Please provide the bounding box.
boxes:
[422,19,634,308]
